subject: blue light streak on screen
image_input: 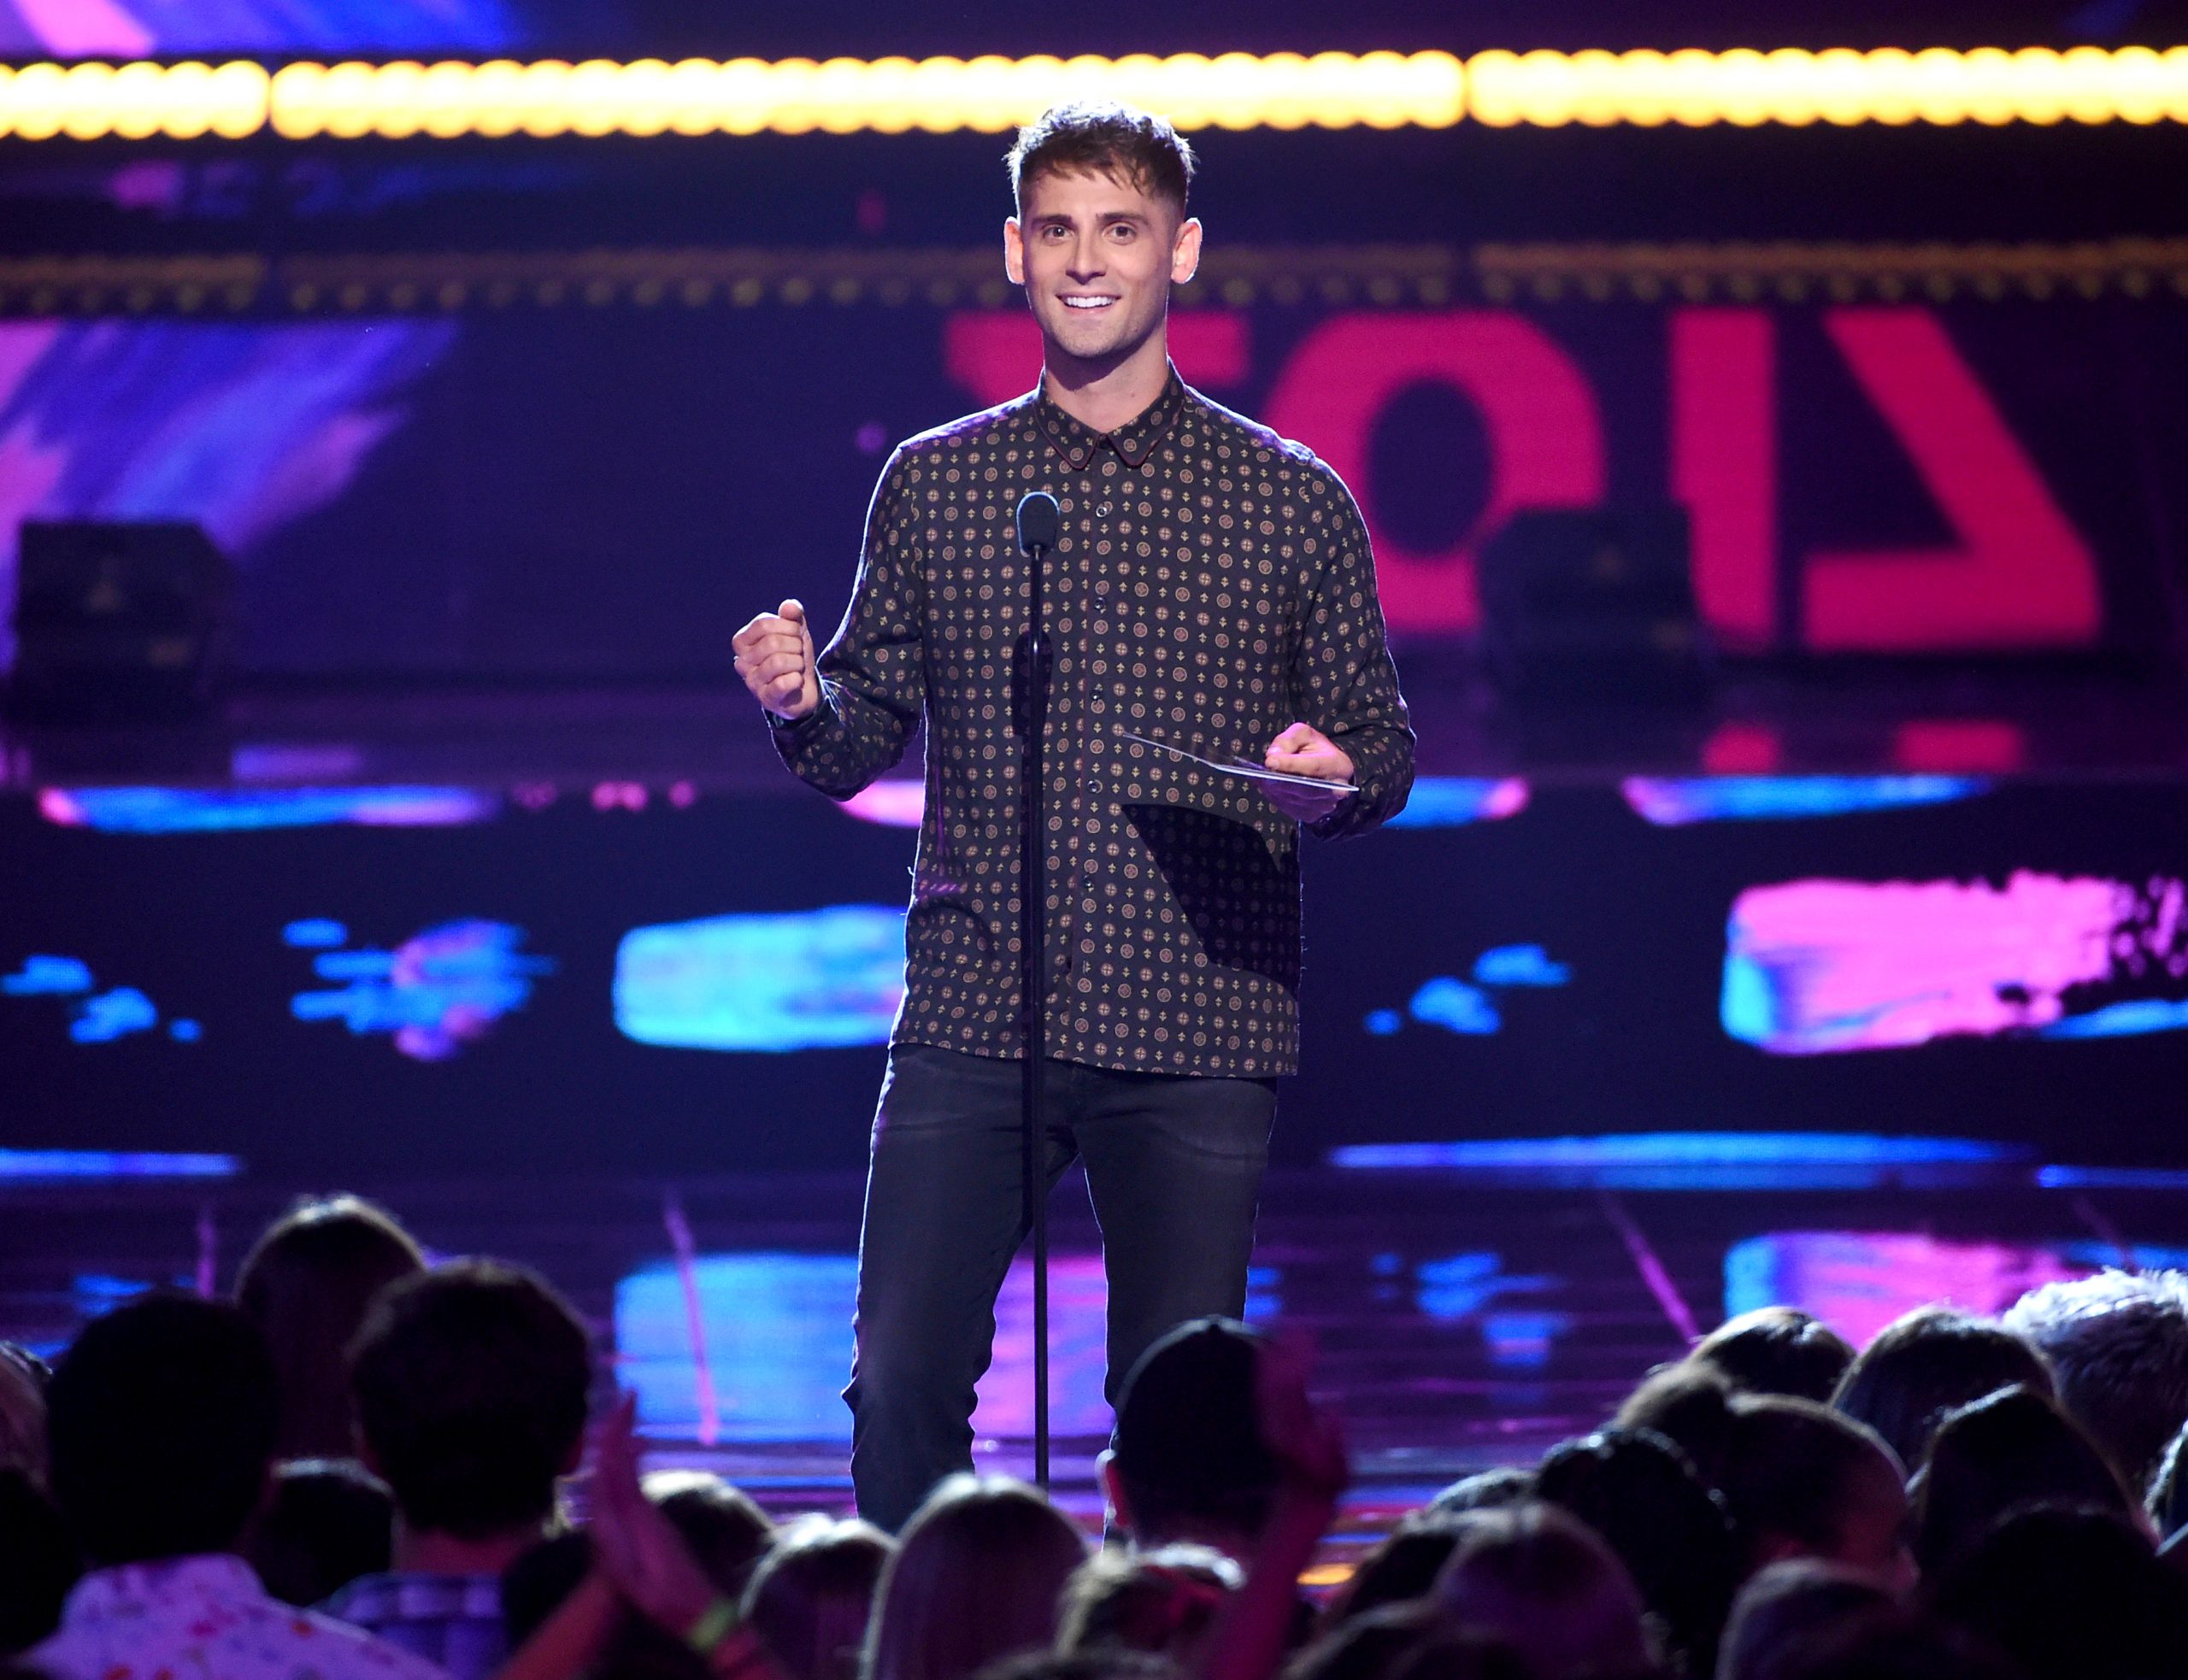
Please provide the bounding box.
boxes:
[1472,945,1572,987]
[71,988,159,1043]
[0,1150,238,1180]
[283,919,349,949]
[1620,776,1988,826]
[38,786,498,833]
[2,955,92,996]
[1332,1131,2025,1190]
[615,906,906,1053]
[1385,778,1531,827]
[1408,977,1501,1035]
[2037,998,2188,1039]
[290,919,553,1060]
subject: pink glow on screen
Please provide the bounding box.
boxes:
[974,1254,1109,1439]
[1726,1231,2086,1348]
[1722,870,2174,1054]
[842,780,925,828]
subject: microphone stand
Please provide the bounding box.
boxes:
[1015,501,1055,1493]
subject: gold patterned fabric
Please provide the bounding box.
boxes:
[772,367,1414,1076]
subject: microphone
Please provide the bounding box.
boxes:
[1016,490,1060,555]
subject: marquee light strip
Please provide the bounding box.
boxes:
[0,46,2184,142]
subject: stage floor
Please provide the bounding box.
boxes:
[9,1155,2187,1556]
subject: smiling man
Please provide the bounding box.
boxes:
[732,101,1413,1530]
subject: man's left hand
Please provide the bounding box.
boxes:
[1261,722,1355,822]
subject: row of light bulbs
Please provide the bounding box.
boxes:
[0,46,2182,142]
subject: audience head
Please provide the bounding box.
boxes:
[1424,1469,1536,1521]
[2146,1414,2188,1540]
[244,1457,393,1607]
[46,1292,279,1565]
[1536,1428,1740,1674]
[0,1468,79,1654]
[1324,1524,1465,1626]
[1930,1503,2188,1680]
[1910,1383,2136,1577]
[1829,1307,2054,1476]
[1615,1365,1742,1495]
[1667,1386,1910,1589]
[1691,1310,1853,1405]
[234,1194,426,1461]
[349,1259,591,1542]
[865,1475,1088,1680]
[1286,1605,1533,1680]
[741,1516,895,1680]
[645,1470,774,1601]
[1715,1560,1894,1680]
[1752,1605,2017,1680]
[2003,1267,2188,1496]
[1057,1543,1238,1665]
[0,1345,48,1485]
[1106,1319,1277,1554]
[1433,1501,1655,1679]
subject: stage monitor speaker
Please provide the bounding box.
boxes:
[9,520,234,723]
[1478,506,1709,702]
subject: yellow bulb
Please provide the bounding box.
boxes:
[2061,44,2116,123]
[563,59,621,138]
[319,61,378,140]
[516,59,573,138]
[416,60,473,139]
[1761,48,1820,126]
[859,56,919,135]
[268,62,326,138]
[714,58,773,136]
[468,60,526,138]
[1961,46,2017,126]
[1665,47,1720,126]
[60,62,115,140]
[1406,50,1465,128]
[109,60,163,139]
[617,58,674,136]
[370,61,426,139]
[908,57,963,134]
[2165,45,2188,123]
[2107,44,2164,124]
[1610,50,1671,126]
[1909,46,1969,125]
[2009,48,2067,126]
[1811,46,1871,124]
[1862,47,1918,125]
[209,61,270,138]
[1464,50,1523,126]
[809,56,869,136]
[665,57,717,136]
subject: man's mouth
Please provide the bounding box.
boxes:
[1061,295,1118,311]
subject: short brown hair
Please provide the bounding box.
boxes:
[1006,101,1196,217]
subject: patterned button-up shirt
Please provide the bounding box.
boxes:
[773,367,1413,1077]
[30,1554,452,1680]
[322,1571,507,1680]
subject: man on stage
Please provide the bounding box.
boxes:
[732,100,1414,1530]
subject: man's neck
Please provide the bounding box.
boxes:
[1041,328,1172,434]
[391,1519,546,1577]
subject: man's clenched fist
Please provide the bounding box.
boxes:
[733,599,820,720]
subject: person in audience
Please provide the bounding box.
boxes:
[0,1468,78,1654]
[1909,1383,2139,1577]
[1103,1319,1281,1560]
[1432,1501,1658,1679]
[1689,1311,1853,1405]
[1057,1544,1238,1665]
[1422,1470,1535,1521]
[1928,1503,2188,1680]
[1283,1603,1449,1680]
[740,1517,894,1680]
[1320,1524,1465,1628]
[646,1472,774,1604]
[2003,1267,2188,1497]
[1613,1366,1741,1495]
[1828,1307,2054,1479]
[1535,1429,1739,1677]
[28,1291,445,1680]
[326,1259,594,1680]
[246,1457,395,1607]
[235,1194,427,1462]
[1718,1398,1911,1590]
[1713,1560,1894,1680]
[1751,1605,2015,1680]
[863,1475,1088,1680]
[0,1344,47,1484]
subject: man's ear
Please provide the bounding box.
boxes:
[1170,217,1203,286]
[1003,217,1026,286]
[1097,1448,1132,1534]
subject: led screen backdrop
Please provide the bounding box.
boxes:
[5,773,2187,1174]
[2,272,2181,676]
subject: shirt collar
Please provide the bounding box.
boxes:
[62,1554,265,1623]
[1032,366,1187,470]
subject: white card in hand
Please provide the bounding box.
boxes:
[1120,730,1353,792]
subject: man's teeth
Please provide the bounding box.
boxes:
[1063,297,1115,308]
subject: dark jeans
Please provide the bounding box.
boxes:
[844,1043,1275,1530]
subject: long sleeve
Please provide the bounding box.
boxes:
[770,448,926,799]
[1294,465,1415,839]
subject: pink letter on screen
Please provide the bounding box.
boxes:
[944,310,1250,408]
[1263,313,1606,634]
[1803,308,2101,650]
[1671,308,1776,650]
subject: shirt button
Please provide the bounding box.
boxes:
[1097,502,1113,518]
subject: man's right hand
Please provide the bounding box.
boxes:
[732,599,820,720]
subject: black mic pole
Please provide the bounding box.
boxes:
[1014,490,1060,1492]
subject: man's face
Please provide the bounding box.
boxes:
[1004,165,1202,368]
